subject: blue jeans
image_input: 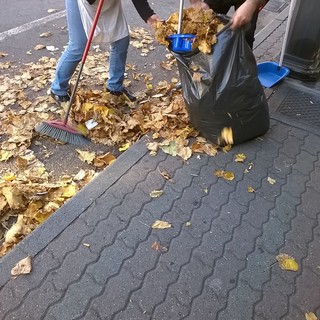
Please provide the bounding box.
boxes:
[51,0,129,95]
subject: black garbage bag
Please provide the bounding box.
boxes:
[173,26,270,146]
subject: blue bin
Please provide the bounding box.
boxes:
[168,34,196,53]
[257,61,290,88]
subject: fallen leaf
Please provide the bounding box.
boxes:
[119,143,130,152]
[151,241,168,253]
[151,220,171,229]
[186,221,192,227]
[235,153,246,163]
[158,168,172,180]
[247,186,255,193]
[305,312,318,320]
[150,190,164,198]
[214,169,235,181]
[76,149,96,164]
[11,256,32,277]
[267,177,276,185]
[34,44,46,51]
[40,32,52,38]
[276,253,299,271]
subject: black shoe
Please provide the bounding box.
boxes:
[106,87,137,102]
[50,90,70,104]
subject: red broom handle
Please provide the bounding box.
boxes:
[63,0,105,124]
[82,0,105,64]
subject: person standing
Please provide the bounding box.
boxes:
[50,0,159,104]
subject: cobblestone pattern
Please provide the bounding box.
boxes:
[254,19,286,63]
[0,118,319,319]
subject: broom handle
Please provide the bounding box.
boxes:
[178,0,184,34]
[279,0,296,67]
[64,0,105,124]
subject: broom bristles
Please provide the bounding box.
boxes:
[35,121,90,145]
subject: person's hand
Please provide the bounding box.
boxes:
[231,0,261,29]
[189,0,210,10]
[147,14,161,30]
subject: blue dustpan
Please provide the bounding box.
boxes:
[257,62,290,88]
[257,0,296,88]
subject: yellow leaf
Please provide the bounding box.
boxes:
[214,170,235,181]
[151,220,171,229]
[2,173,16,181]
[305,312,318,320]
[235,153,246,163]
[119,143,130,152]
[61,184,77,198]
[11,256,32,277]
[247,186,255,193]
[220,127,233,145]
[149,190,164,198]
[276,253,299,271]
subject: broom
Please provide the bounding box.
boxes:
[36,0,105,145]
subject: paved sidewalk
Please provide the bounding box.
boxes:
[1,3,320,320]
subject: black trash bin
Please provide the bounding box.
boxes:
[283,0,320,81]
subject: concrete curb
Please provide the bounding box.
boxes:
[0,136,149,288]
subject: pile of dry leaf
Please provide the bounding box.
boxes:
[0,26,225,257]
[155,7,225,54]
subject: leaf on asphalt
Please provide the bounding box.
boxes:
[158,168,172,180]
[151,220,171,229]
[267,177,276,185]
[151,240,168,252]
[47,8,58,13]
[186,221,192,227]
[61,184,78,198]
[305,312,318,320]
[276,253,299,271]
[150,190,164,198]
[11,256,32,277]
[34,44,46,51]
[214,169,235,181]
[40,32,52,38]
[247,186,255,193]
[119,143,130,152]
[235,153,247,163]
[76,149,96,164]
[93,152,116,167]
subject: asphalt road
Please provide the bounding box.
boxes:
[1,0,277,64]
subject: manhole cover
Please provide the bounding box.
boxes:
[265,0,287,12]
[278,89,320,128]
